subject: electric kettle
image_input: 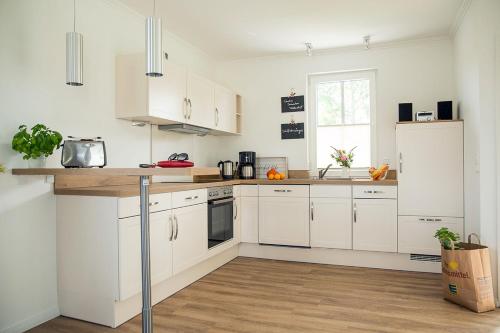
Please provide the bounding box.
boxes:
[218,160,237,179]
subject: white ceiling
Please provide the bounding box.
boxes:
[119,0,464,60]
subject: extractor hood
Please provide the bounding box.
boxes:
[158,124,211,136]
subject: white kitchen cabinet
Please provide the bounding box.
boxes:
[240,196,258,243]
[115,54,188,124]
[116,53,239,134]
[172,203,208,275]
[118,210,173,301]
[310,198,352,250]
[186,71,214,128]
[398,216,464,255]
[396,122,463,217]
[310,185,352,250]
[214,84,237,133]
[234,197,241,243]
[353,199,397,252]
[258,185,310,247]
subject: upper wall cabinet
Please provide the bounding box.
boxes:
[115,53,240,135]
[186,71,215,128]
[214,84,237,133]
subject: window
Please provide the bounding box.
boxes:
[309,70,376,172]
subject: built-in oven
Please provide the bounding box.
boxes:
[207,186,234,249]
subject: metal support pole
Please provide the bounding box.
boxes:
[139,175,153,333]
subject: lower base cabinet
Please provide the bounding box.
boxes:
[172,203,208,275]
[117,203,207,301]
[310,197,352,249]
[118,210,173,301]
[353,199,397,252]
[258,185,310,247]
[240,196,258,243]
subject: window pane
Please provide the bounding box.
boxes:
[316,125,371,169]
[317,81,342,125]
[344,79,370,124]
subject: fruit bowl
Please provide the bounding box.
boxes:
[369,164,389,181]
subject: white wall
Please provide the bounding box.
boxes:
[454,0,500,299]
[215,38,455,170]
[0,1,220,332]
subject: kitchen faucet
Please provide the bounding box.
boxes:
[318,164,332,179]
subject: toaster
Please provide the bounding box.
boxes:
[61,137,107,168]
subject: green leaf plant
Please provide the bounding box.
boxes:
[11,124,63,160]
[434,227,461,250]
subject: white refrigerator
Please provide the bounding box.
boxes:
[396,121,464,255]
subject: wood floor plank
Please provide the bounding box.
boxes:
[28,257,500,333]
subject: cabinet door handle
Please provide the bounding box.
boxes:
[168,216,174,241]
[234,202,238,220]
[187,99,192,119]
[363,190,373,194]
[353,203,357,223]
[149,201,159,206]
[373,190,383,194]
[310,202,314,221]
[185,195,198,200]
[273,189,292,193]
[426,218,435,222]
[173,215,179,240]
[215,107,219,126]
[435,218,442,222]
[399,153,403,174]
[418,218,426,221]
[183,97,189,119]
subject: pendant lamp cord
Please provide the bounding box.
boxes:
[73,0,76,32]
[153,0,156,16]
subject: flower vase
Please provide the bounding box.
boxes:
[28,156,47,168]
[341,166,350,178]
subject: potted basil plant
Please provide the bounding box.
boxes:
[11,124,63,168]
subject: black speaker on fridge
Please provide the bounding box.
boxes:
[438,101,453,120]
[398,103,413,122]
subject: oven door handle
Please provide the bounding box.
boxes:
[208,197,235,205]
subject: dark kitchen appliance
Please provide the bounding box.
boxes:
[207,186,234,249]
[61,136,106,168]
[398,103,413,122]
[218,160,237,179]
[438,101,453,120]
[238,151,256,179]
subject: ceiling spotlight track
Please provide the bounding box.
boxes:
[305,42,313,56]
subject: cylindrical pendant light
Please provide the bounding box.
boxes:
[145,0,163,77]
[66,0,83,86]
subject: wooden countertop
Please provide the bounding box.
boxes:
[54,178,398,197]
[11,167,220,176]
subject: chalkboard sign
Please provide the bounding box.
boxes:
[281,95,305,113]
[281,122,305,140]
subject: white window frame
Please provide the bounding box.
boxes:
[308,70,377,178]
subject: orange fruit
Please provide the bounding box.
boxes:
[279,173,286,180]
[274,174,281,180]
[268,174,275,180]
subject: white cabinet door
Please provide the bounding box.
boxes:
[118,210,173,301]
[214,84,236,133]
[172,203,208,275]
[258,197,310,247]
[234,197,241,243]
[187,72,214,128]
[310,198,352,249]
[353,199,397,253]
[397,122,463,217]
[240,196,258,243]
[398,216,464,255]
[149,61,187,123]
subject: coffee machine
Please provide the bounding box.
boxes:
[238,151,256,179]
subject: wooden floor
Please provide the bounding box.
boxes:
[30,257,500,333]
